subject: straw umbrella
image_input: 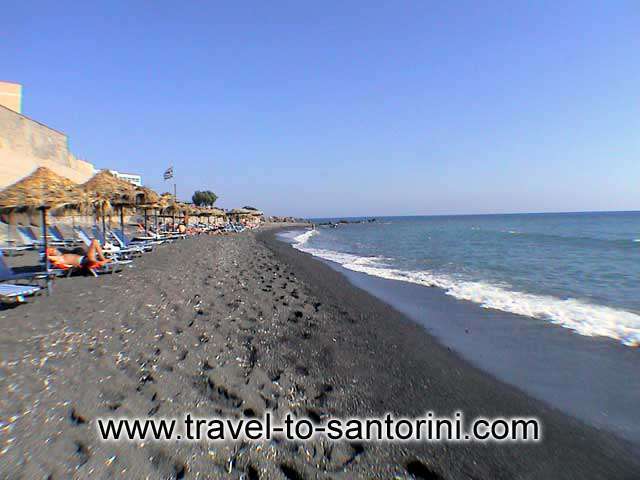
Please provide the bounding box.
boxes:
[200,207,212,227]
[0,167,88,281]
[82,170,137,235]
[190,206,201,226]
[180,203,193,226]
[135,186,160,233]
[229,208,263,227]
[156,193,174,232]
[211,207,227,227]
[201,207,225,227]
[159,193,180,230]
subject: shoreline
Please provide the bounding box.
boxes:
[276,226,640,444]
[1,228,638,478]
[259,227,640,474]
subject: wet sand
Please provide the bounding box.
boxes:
[1,227,638,479]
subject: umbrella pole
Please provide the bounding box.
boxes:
[102,206,106,240]
[120,206,124,234]
[41,208,51,295]
[7,212,13,257]
[144,209,148,233]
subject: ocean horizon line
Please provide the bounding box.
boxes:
[307,209,640,221]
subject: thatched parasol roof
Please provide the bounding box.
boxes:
[177,203,193,214]
[157,193,175,210]
[135,186,160,207]
[200,207,226,217]
[0,167,88,212]
[230,208,264,216]
[82,170,137,206]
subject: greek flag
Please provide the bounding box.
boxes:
[163,167,174,180]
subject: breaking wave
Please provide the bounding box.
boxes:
[291,230,640,347]
[292,229,318,245]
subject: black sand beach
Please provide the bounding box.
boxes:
[1,227,639,479]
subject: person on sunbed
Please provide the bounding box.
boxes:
[46,239,111,270]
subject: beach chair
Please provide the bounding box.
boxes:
[16,226,39,249]
[17,226,66,248]
[111,229,155,251]
[47,226,78,246]
[0,250,55,299]
[94,226,147,255]
[132,227,174,243]
[0,250,59,282]
[74,227,135,259]
[133,224,167,241]
[224,223,244,233]
[158,227,186,240]
[0,283,41,302]
[0,242,30,254]
[46,247,132,277]
[90,226,108,245]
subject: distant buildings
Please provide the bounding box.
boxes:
[109,170,142,187]
[0,81,144,190]
[0,81,96,189]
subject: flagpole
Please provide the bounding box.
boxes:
[172,166,176,229]
[163,165,176,231]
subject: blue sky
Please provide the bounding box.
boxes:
[3,1,639,217]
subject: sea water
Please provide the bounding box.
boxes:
[278,211,640,443]
[291,212,640,347]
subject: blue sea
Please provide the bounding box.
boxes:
[279,211,640,443]
[289,212,640,347]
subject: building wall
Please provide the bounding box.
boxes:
[0,81,22,114]
[110,170,142,186]
[0,104,96,189]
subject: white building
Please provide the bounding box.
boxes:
[109,170,142,187]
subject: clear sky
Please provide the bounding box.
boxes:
[3,1,639,217]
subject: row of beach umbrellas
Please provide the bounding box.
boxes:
[0,167,227,269]
[0,167,227,220]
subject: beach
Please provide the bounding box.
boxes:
[1,226,638,479]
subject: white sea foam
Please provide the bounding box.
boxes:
[292,239,640,347]
[292,229,318,245]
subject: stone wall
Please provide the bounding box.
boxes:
[0,81,22,114]
[0,105,96,189]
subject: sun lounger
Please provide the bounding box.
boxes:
[132,228,174,243]
[90,226,108,245]
[46,248,132,277]
[74,227,136,259]
[115,228,162,247]
[17,226,67,248]
[111,229,155,251]
[0,283,41,302]
[0,250,59,282]
[0,250,56,298]
[94,226,148,254]
[223,223,245,233]
[47,226,78,246]
[0,243,30,253]
[157,229,186,240]
[16,226,39,249]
